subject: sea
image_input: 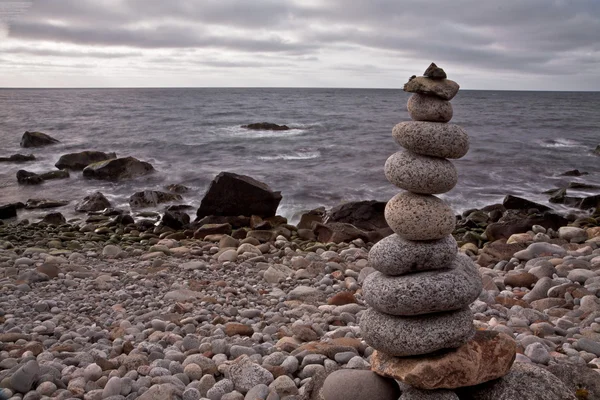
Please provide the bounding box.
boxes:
[1,88,599,223]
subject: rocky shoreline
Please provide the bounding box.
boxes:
[0,188,600,399]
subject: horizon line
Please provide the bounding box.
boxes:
[1,86,599,92]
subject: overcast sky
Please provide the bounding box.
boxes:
[0,0,599,89]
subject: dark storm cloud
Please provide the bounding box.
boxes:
[4,0,600,79]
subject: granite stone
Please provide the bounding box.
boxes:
[385,192,455,240]
[321,370,400,400]
[384,150,457,194]
[407,94,453,123]
[360,307,475,356]
[363,253,482,316]
[404,76,460,100]
[392,121,469,159]
[400,387,459,400]
[372,331,516,390]
[368,233,458,276]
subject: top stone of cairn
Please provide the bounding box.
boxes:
[423,62,447,79]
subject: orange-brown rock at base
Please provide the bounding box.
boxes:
[371,330,516,390]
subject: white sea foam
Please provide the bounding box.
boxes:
[258,151,321,161]
[538,138,581,148]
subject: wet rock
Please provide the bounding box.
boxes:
[75,192,111,212]
[83,156,154,181]
[0,203,18,219]
[0,153,35,162]
[502,195,551,212]
[241,122,290,131]
[55,151,116,170]
[20,131,59,147]
[326,200,387,231]
[129,190,182,208]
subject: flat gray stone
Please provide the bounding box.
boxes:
[385,192,455,240]
[369,234,457,276]
[408,94,453,123]
[404,76,460,101]
[363,253,482,316]
[321,370,400,400]
[385,151,457,194]
[360,307,475,357]
[10,360,39,393]
[392,121,469,159]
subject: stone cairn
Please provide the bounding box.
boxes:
[358,64,517,397]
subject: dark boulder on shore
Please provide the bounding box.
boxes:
[503,195,551,212]
[0,204,18,219]
[75,192,111,212]
[82,156,154,181]
[326,200,388,231]
[0,154,35,162]
[25,198,69,209]
[161,210,190,230]
[55,151,116,170]
[41,212,66,226]
[484,211,569,241]
[20,131,60,148]
[196,172,282,219]
[241,122,290,131]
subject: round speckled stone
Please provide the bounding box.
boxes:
[384,151,457,194]
[368,234,457,276]
[407,94,453,123]
[363,253,483,316]
[385,192,455,240]
[360,307,475,357]
[392,121,469,159]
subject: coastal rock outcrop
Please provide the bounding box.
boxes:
[82,156,154,181]
[16,169,69,185]
[55,151,116,170]
[242,122,290,131]
[129,190,183,208]
[0,154,35,162]
[75,192,111,212]
[196,172,282,219]
[20,131,60,147]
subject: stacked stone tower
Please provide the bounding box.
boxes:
[359,64,516,396]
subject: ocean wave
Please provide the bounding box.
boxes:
[258,151,321,161]
[221,125,307,139]
[538,138,582,148]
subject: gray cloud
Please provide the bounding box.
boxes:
[1,0,599,88]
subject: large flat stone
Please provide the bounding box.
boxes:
[368,234,457,276]
[404,76,460,100]
[363,253,482,316]
[385,192,455,240]
[372,331,516,390]
[360,307,474,356]
[384,151,457,194]
[408,94,453,123]
[392,121,469,159]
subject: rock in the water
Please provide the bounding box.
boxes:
[326,200,388,231]
[165,183,190,193]
[373,331,516,390]
[129,190,182,208]
[322,370,400,400]
[16,170,43,184]
[392,121,469,159]
[456,362,576,400]
[424,62,447,79]
[55,151,116,170]
[0,153,35,162]
[82,156,154,180]
[0,203,18,219]
[363,253,482,316]
[241,122,290,130]
[385,192,455,240]
[25,198,69,209]
[227,355,274,394]
[360,307,474,356]
[407,94,453,123]
[20,131,59,147]
[75,192,111,212]
[385,151,457,194]
[404,76,459,100]
[196,172,282,219]
[369,234,458,276]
